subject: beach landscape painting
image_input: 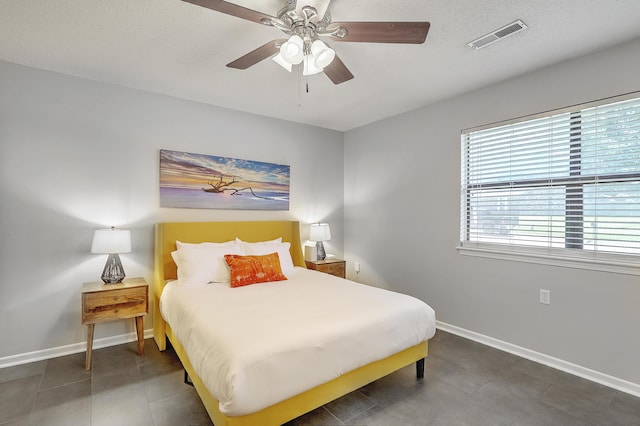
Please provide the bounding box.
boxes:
[160,149,290,210]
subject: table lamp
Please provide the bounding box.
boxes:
[91,227,132,284]
[309,223,331,261]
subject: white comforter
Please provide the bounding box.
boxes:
[160,267,436,416]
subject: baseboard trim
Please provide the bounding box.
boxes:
[436,321,640,398]
[0,329,154,369]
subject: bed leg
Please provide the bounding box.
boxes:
[416,358,425,379]
[184,370,194,387]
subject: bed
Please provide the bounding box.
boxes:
[153,221,435,425]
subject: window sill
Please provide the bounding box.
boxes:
[457,245,640,276]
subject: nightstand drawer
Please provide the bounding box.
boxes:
[319,263,345,277]
[82,286,147,323]
[305,259,346,278]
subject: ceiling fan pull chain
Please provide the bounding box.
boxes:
[297,63,303,107]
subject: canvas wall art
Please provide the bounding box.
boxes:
[159,149,290,210]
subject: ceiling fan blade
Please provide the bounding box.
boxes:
[326,21,430,44]
[324,55,354,85]
[227,39,286,69]
[182,0,276,25]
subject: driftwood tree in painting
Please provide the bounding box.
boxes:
[202,175,238,193]
[202,174,272,200]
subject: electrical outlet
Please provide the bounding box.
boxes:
[539,289,551,305]
[354,262,361,273]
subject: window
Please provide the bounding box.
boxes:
[460,93,640,272]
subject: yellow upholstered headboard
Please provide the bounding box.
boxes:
[152,221,305,349]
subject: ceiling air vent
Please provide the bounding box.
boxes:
[467,19,528,50]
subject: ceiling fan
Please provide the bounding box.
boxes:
[182,0,430,84]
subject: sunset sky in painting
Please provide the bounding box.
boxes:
[160,149,290,193]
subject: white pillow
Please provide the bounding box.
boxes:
[235,237,282,244]
[171,244,243,284]
[176,240,236,249]
[239,241,294,274]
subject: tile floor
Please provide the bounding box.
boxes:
[1,330,639,425]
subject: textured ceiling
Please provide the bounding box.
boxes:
[1,0,640,131]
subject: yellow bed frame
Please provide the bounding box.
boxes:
[153,221,428,426]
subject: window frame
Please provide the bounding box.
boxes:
[458,91,640,276]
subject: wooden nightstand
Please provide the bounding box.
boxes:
[81,277,148,369]
[305,259,346,278]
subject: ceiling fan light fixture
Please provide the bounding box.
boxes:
[310,40,335,69]
[272,52,292,72]
[280,35,304,64]
[303,55,323,76]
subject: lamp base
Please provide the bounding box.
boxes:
[101,253,126,284]
[316,241,326,261]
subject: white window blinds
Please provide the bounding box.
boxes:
[461,93,640,259]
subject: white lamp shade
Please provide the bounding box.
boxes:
[310,40,335,69]
[280,35,304,65]
[272,52,293,72]
[91,228,132,254]
[303,56,323,76]
[309,223,331,242]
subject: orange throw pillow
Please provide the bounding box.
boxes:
[224,253,288,288]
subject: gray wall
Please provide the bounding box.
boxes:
[344,38,640,386]
[0,61,344,359]
[2,36,638,389]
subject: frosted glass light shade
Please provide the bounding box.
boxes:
[91,228,132,254]
[280,35,304,65]
[272,53,293,72]
[303,56,323,76]
[309,223,331,242]
[310,40,335,69]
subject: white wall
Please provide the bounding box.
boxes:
[344,38,640,387]
[0,61,344,360]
